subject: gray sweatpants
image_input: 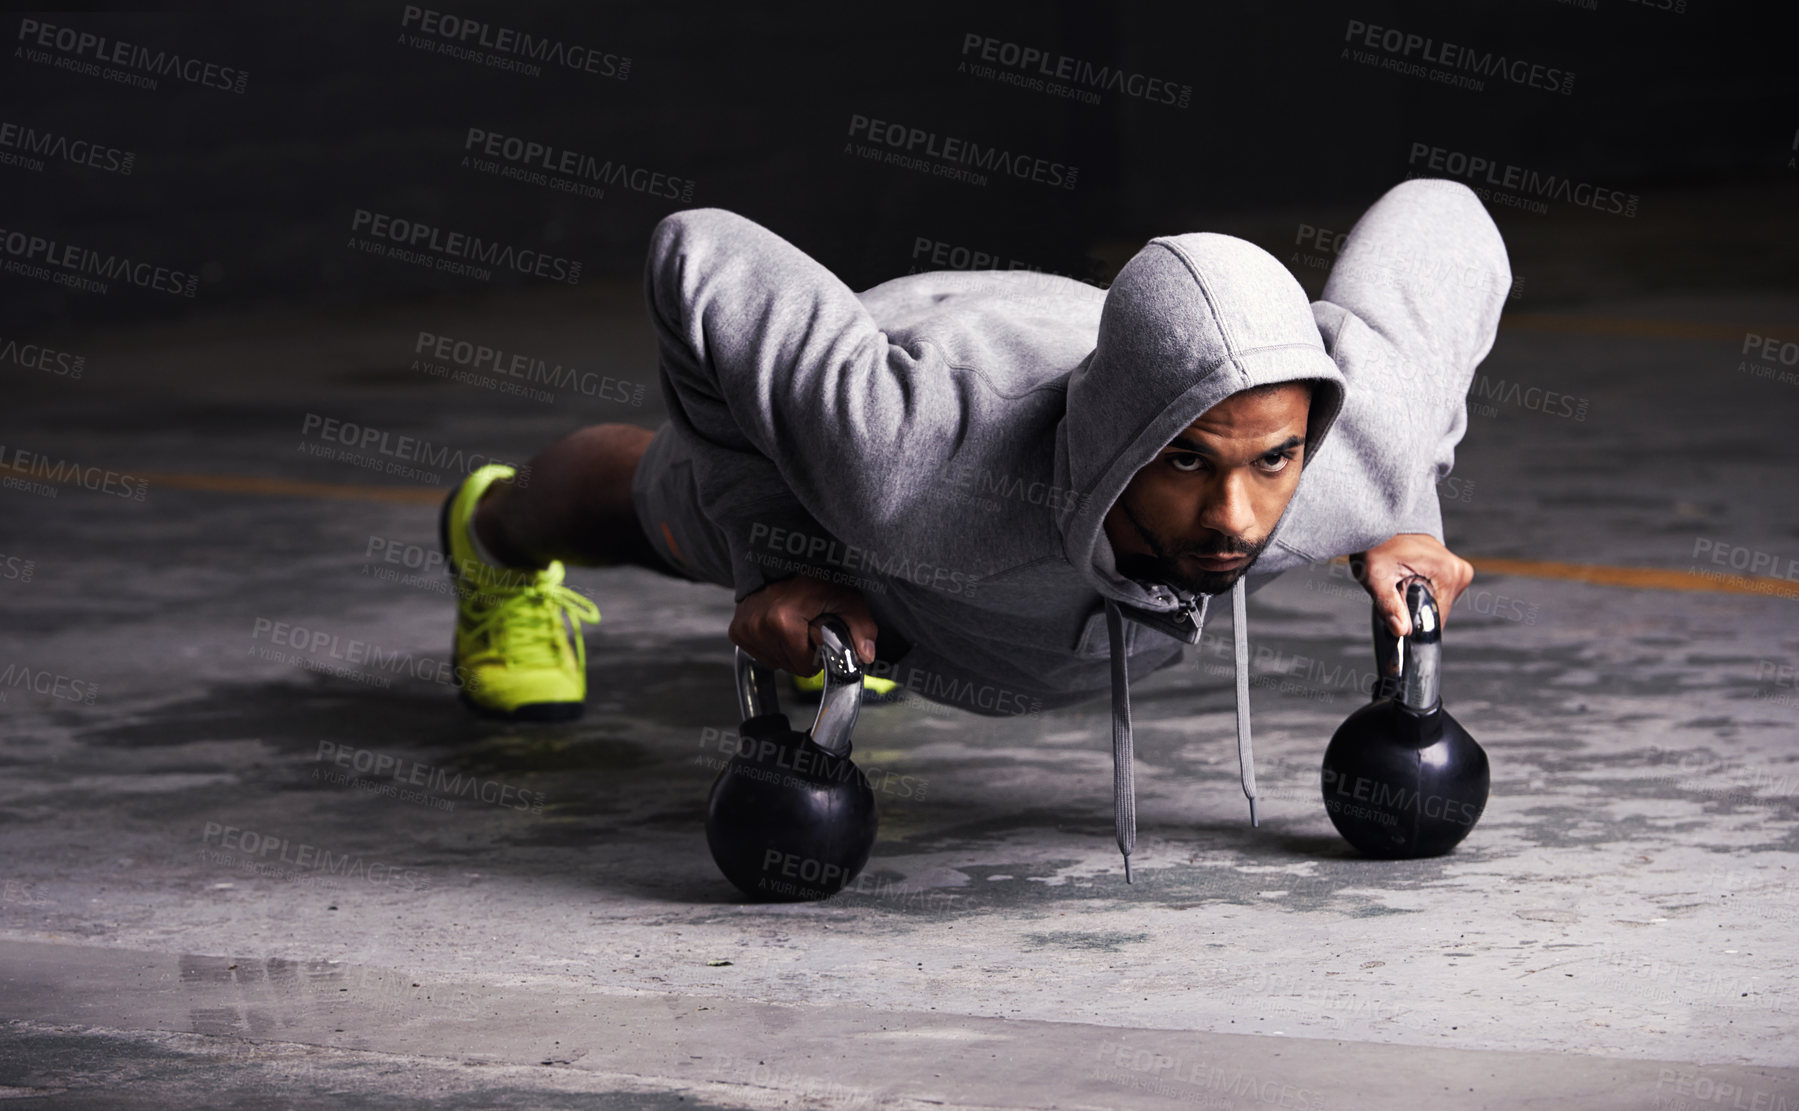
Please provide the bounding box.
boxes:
[630,420,736,591]
[631,419,916,667]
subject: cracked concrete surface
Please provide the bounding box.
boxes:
[2,281,1797,1106]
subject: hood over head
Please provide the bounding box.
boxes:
[1051,232,1348,880]
[1057,232,1347,599]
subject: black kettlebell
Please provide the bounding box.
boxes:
[705,616,878,901]
[1320,577,1489,858]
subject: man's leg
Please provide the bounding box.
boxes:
[469,423,677,575]
[442,423,690,721]
[455,420,907,709]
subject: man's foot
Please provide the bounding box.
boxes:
[441,464,601,721]
[790,668,904,705]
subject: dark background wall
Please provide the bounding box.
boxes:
[2,0,1792,337]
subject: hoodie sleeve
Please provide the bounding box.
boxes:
[1277,179,1509,560]
[644,208,964,603]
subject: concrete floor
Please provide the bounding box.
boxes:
[3,275,1798,1107]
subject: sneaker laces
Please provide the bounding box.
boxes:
[462,563,600,671]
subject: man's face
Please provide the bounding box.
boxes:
[1102,383,1312,597]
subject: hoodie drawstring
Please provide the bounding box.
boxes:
[1104,599,1135,882]
[1233,576,1260,827]
[1105,576,1259,880]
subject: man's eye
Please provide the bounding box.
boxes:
[1257,453,1291,473]
[1168,453,1203,473]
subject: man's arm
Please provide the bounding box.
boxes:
[1262,179,1510,610]
[1319,177,1511,542]
[1326,179,1509,628]
[644,208,964,603]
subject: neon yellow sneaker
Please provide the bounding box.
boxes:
[791,667,903,705]
[440,464,601,721]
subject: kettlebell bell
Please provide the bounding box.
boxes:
[705,615,878,901]
[1320,577,1489,858]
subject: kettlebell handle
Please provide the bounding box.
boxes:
[1372,575,1442,714]
[733,614,864,756]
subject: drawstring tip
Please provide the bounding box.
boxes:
[1122,854,1133,884]
[1247,798,1259,828]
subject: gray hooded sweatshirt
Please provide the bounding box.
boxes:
[645,178,1511,877]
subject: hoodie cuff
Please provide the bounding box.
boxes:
[721,505,835,604]
[1395,477,1446,543]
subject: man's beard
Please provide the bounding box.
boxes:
[1113,493,1272,597]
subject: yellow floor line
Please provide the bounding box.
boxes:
[1,460,443,505]
[137,471,445,505]
[1326,550,1797,599]
[1469,557,1799,601]
[8,465,1796,600]
[1500,314,1783,342]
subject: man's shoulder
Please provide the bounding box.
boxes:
[858,270,1106,341]
[860,266,1106,305]
[858,270,1104,391]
